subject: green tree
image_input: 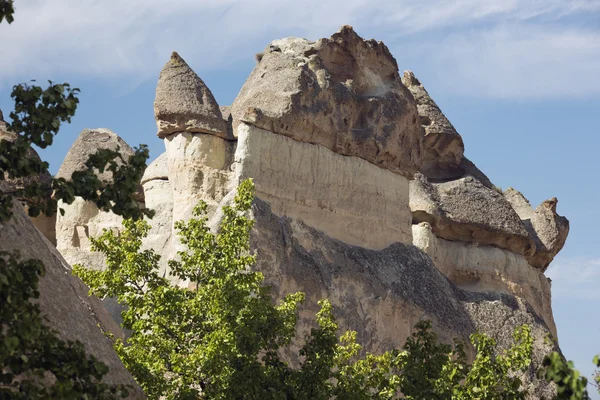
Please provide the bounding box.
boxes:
[76,179,535,399]
[540,352,600,400]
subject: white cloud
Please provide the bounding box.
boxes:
[0,0,599,98]
[403,23,600,99]
[547,256,600,300]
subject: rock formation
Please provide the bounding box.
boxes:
[402,71,464,179]
[55,128,139,270]
[231,25,423,178]
[155,52,230,139]
[0,186,144,398]
[50,26,568,397]
[140,152,173,276]
[504,188,570,270]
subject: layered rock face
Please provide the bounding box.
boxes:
[53,26,568,397]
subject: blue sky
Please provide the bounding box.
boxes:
[1,0,599,393]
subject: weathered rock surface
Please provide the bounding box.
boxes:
[412,222,556,338]
[0,123,56,245]
[402,71,465,179]
[504,188,569,270]
[51,27,568,398]
[410,172,535,257]
[141,152,173,276]
[56,128,136,183]
[461,291,557,398]
[154,52,229,139]
[231,25,423,178]
[234,122,413,249]
[251,197,556,398]
[0,193,144,398]
[55,129,137,271]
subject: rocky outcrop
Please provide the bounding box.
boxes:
[55,128,137,271]
[251,197,556,398]
[504,188,569,270]
[231,25,423,178]
[234,122,413,249]
[0,192,144,398]
[154,52,229,139]
[56,128,136,183]
[53,27,568,398]
[410,172,535,257]
[402,71,464,179]
[412,222,556,338]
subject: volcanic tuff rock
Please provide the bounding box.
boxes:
[140,152,173,276]
[154,52,229,139]
[48,26,568,398]
[56,128,136,183]
[410,172,535,257]
[504,188,569,270]
[0,193,144,398]
[55,128,139,272]
[231,25,423,178]
[402,71,465,179]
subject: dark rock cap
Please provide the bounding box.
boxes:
[56,128,135,182]
[231,26,423,178]
[402,71,465,180]
[154,51,229,139]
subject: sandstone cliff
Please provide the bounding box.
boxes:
[48,26,568,397]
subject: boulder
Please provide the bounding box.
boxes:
[154,52,229,139]
[402,71,465,179]
[231,25,423,178]
[504,188,569,270]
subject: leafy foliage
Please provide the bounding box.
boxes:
[0,0,14,24]
[76,179,535,399]
[540,352,600,400]
[0,251,129,399]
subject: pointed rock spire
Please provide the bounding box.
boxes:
[402,71,464,180]
[154,51,228,139]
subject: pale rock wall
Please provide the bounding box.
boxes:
[412,222,556,338]
[162,131,237,272]
[56,197,124,269]
[233,122,413,249]
[141,152,173,276]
